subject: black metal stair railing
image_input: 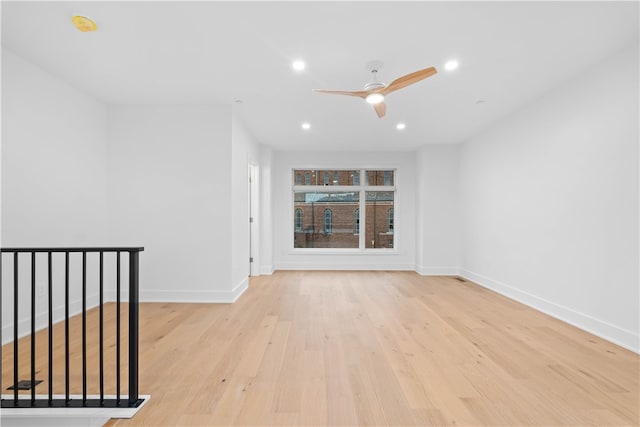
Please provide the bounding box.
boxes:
[0,247,144,408]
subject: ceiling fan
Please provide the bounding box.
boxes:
[313,61,437,118]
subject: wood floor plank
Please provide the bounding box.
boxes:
[2,271,637,426]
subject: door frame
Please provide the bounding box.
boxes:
[248,163,260,276]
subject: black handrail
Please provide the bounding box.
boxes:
[1,247,144,253]
[0,247,144,409]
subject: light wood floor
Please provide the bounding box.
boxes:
[2,271,638,426]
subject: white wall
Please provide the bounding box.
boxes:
[231,113,260,296]
[272,150,416,270]
[1,47,109,342]
[459,42,639,352]
[107,105,236,302]
[415,145,460,275]
[259,146,274,274]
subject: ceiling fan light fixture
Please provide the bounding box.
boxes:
[366,93,385,104]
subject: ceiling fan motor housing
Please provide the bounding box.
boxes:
[364,61,385,91]
[364,81,385,91]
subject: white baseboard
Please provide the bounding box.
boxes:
[260,265,274,275]
[230,277,249,302]
[276,262,415,271]
[0,394,150,426]
[460,269,640,354]
[103,290,125,302]
[138,278,249,304]
[2,294,100,345]
[415,266,460,276]
[2,279,251,345]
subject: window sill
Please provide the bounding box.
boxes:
[289,248,398,255]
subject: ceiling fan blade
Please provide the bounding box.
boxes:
[381,66,437,95]
[374,102,386,118]
[312,89,369,99]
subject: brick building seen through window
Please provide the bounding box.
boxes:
[293,169,395,249]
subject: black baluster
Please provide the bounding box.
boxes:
[128,250,140,406]
[99,251,104,405]
[13,253,19,405]
[116,251,121,405]
[0,251,3,399]
[82,251,87,405]
[48,251,53,405]
[65,251,69,406]
[30,252,35,406]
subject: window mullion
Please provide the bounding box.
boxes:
[359,188,365,250]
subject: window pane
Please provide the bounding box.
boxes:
[293,170,356,186]
[292,170,316,185]
[365,191,394,248]
[366,170,394,186]
[293,192,360,248]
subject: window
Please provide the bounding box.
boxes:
[295,208,303,231]
[296,174,302,185]
[366,191,394,248]
[292,169,395,250]
[354,209,360,235]
[293,192,359,248]
[323,209,332,234]
[367,170,394,186]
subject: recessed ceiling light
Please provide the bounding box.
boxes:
[302,122,311,130]
[292,60,306,71]
[396,123,406,130]
[72,15,97,32]
[444,60,459,71]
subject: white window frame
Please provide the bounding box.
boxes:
[291,168,396,252]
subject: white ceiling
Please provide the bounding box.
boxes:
[2,1,638,151]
